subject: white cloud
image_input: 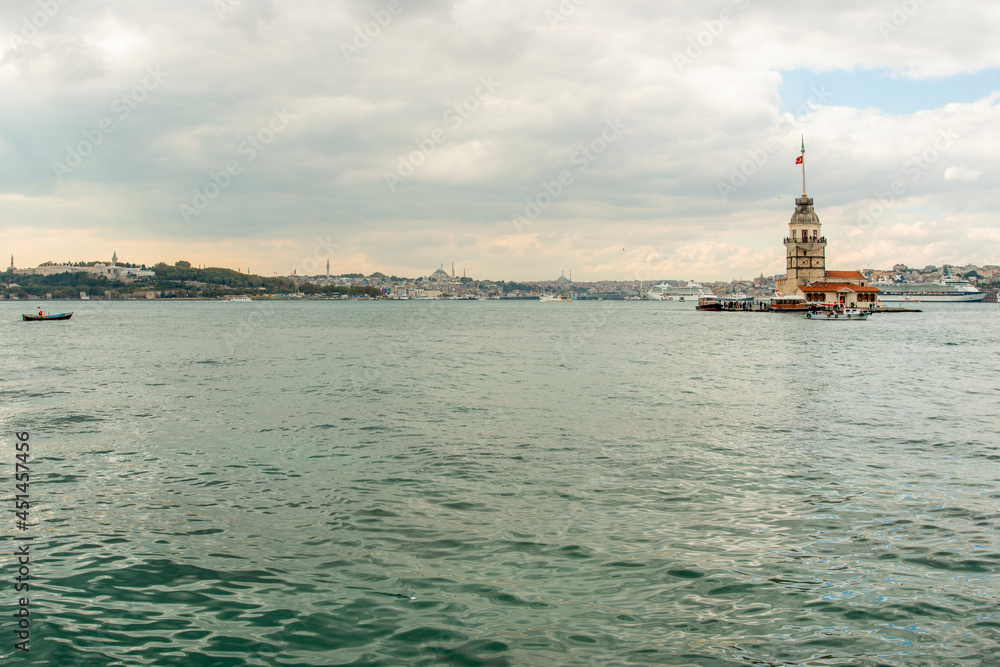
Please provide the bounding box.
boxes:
[944,165,983,181]
[1,0,999,279]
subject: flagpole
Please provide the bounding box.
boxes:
[800,136,806,197]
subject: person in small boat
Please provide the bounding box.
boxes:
[37,307,43,317]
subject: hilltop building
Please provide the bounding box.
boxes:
[9,253,155,281]
[430,265,451,283]
[774,140,879,309]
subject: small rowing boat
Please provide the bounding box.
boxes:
[22,312,73,321]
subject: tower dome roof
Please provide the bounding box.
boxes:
[790,195,820,226]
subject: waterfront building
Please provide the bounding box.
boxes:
[800,274,880,309]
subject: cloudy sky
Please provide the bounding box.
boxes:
[2,0,998,280]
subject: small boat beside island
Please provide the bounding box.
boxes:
[769,295,811,313]
[805,309,869,321]
[695,295,722,311]
[23,311,73,321]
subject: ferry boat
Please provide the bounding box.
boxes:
[643,281,713,301]
[695,295,722,311]
[871,276,985,302]
[539,294,572,302]
[769,295,811,313]
[226,295,252,302]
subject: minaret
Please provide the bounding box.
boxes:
[9,255,13,271]
[779,138,826,295]
[326,259,330,277]
[112,251,118,265]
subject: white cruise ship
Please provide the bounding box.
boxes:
[643,281,713,301]
[872,276,986,302]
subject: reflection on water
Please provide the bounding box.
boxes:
[2,301,999,665]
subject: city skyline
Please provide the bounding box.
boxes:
[7,251,996,285]
[2,1,999,280]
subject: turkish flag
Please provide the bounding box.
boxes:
[795,156,803,165]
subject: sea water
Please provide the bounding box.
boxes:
[1,300,999,666]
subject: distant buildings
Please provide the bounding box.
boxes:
[9,252,155,282]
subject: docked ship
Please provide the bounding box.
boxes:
[695,295,722,311]
[643,281,713,301]
[871,276,986,302]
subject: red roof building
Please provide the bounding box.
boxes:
[823,270,866,282]
[800,282,880,308]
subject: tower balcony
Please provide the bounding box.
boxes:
[784,236,827,244]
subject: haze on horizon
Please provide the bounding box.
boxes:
[2,0,999,282]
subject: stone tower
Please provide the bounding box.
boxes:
[778,139,826,295]
[783,195,826,286]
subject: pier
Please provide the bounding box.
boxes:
[715,300,920,314]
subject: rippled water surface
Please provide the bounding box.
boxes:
[2,300,999,666]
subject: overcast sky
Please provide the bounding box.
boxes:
[2,0,998,280]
